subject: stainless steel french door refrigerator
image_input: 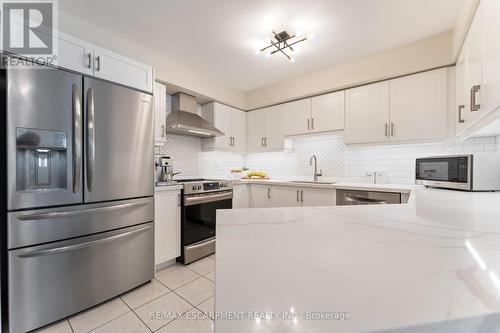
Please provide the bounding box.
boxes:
[1,61,155,333]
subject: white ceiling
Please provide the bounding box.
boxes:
[60,0,461,92]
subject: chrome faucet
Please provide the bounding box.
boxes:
[309,155,323,181]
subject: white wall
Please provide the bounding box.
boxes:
[245,31,454,109]
[58,11,246,109]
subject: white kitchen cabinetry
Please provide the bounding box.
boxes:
[311,91,345,133]
[345,81,390,144]
[389,68,447,142]
[55,33,153,92]
[284,92,344,136]
[57,32,94,76]
[202,102,246,153]
[154,189,181,266]
[455,0,500,138]
[249,184,272,208]
[93,46,154,93]
[300,188,336,207]
[232,184,249,208]
[154,82,167,146]
[246,105,287,153]
[284,99,311,136]
[271,186,300,208]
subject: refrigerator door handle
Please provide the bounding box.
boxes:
[16,200,151,220]
[17,225,152,258]
[86,88,96,192]
[72,84,82,193]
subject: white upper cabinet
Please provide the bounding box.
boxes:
[455,0,500,138]
[284,99,311,136]
[265,105,286,150]
[247,105,286,153]
[93,46,154,93]
[345,81,390,144]
[57,32,94,76]
[389,68,447,142]
[54,32,153,92]
[482,0,500,116]
[284,92,345,136]
[154,82,167,146]
[311,91,345,133]
[202,102,246,153]
[246,109,266,153]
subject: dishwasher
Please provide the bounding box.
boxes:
[336,189,401,205]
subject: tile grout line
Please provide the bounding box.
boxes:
[83,307,132,333]
[121,296,154,333]
[156,276,213,315]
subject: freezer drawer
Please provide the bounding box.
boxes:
[8,197,153,249]
[83,77,154,203]
[8,222,154,333]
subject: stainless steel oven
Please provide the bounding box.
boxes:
[177,180,232,264]
[415,154,500,191]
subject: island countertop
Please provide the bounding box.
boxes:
[215,186,500,333]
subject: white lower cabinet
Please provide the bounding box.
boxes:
[271,186,300,207]
[154,189,181,266]
[249,184,272,208]
[248,184,336,208]
[232,184,249,208]
[300,188,336,206]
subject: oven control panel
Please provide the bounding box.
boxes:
[183,180,232,195]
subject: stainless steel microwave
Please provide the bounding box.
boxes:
[415,154,500,191]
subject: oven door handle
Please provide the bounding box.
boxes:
[184,191,233,206]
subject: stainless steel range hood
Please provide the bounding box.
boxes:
[166,93,224,137]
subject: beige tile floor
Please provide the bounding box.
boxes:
[35,256,216,333]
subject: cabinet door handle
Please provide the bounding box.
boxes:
[178,194,181,207]
[300,190,304,203]
[384,123,389,137]
[458,105,465,123]
[390,123,395,137]
[311,118,314,130]
[470,85,481,111]
[267,187,271,199]
[161,125,165,137]
[233,137,236,146]
[95,56,101,71]
[307,118,310,131]
[87,53,92,69]
[264,137,267,147]
[296,190,300,202]
[261,137,264,147]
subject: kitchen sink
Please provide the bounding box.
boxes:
[289,180,336,185]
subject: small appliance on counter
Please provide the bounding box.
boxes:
[154,155,179,185]
[415,153,500,191]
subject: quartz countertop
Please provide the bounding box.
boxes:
[215,185,500,332]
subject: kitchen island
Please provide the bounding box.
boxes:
[215,185,500,332]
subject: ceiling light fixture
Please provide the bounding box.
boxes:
[255,30,312,62]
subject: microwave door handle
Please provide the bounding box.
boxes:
[72,84,82,193]
[86,88,95,192]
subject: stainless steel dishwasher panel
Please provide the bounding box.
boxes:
[8,222,154,333]
[336,189,401,205]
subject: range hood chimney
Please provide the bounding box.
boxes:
[166,93,224,137]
